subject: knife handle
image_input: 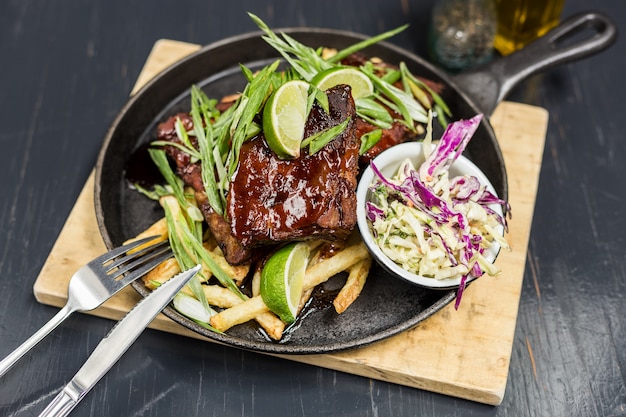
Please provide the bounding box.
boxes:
[39,383,85,417]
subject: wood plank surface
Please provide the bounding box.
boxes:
[32,39,548,405]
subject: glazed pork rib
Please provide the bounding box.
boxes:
[157,84,359,265]
[228,84,359,249]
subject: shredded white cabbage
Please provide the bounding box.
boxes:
[368,158,509,281]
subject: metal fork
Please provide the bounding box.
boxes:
[0,236,173,378]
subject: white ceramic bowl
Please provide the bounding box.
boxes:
[356,142,505,290]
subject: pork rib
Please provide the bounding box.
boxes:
[228,84,359,249]
[157,84,359,265]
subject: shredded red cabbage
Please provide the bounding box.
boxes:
[365,113,510,309]
[419,114,483,181]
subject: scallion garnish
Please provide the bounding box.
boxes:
[191,86,223,216]
[226,61,280,177]
[359,128,383,155]
[301,116,351,155]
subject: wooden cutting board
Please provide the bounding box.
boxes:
[33,39,548,405]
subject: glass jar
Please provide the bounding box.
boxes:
[428,0,497,72]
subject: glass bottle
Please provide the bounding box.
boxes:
[428,0,497,72]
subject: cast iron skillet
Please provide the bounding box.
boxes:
[95,12,616,354]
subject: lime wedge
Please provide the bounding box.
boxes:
[260,242,310,324]
[312,67,374,99]
[262,80,309,159]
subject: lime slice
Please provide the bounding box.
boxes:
[260,242,310,324]
[312,67,374,99]
[262,80,309,159]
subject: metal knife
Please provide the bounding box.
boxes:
[38,264,201,417]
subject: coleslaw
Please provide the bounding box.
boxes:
[365,114,510,305]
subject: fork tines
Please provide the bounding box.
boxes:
[102,238,173,279]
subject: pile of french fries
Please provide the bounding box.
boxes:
[126,218,372,341]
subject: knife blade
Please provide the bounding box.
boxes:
[38,264,201,417]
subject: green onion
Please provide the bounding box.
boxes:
[174,118,197,157]
[227,61,280,177]
[148,149,187,208]
[249,13,332,81]
[359,128,383,155]
[150,140,200,161]
[180,226,246,300]
[173,292,217,324]
[160,195,210,313]
[361,64,428,126]
[327,25,409,64]
[190,86,223,216]
[309,85,329,115]
[301,117,351,155]
[355,97,393,129]
[133,183,171,201]
[399,62,451,121]
[379,67,402,85]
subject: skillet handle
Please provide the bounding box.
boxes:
[452,11,618,116]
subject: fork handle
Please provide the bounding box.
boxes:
[0,304,74,378]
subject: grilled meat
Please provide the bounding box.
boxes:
[228,84,358,250]
[157,84,358,265]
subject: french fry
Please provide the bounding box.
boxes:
[220,93,242,104]
[123,218,169,253]
[307,242,332,267]
[129,216,283,337]
[209,295,269,333]
[255,312,286,340]
[251,265,262,297]
[203,242,250,286]
[142,256,222,290]
[297,240,337,313]
[333,256,372,313]
[143,257,181,289]
[303,241,370,290]
[297,240,370,312]
[305,239,325,257]
[321,47,338,60]
[197,284,242,307]
[200,284,285,340]
[297,287,314,316]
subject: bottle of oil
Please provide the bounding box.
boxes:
[428,0,497,72]
[493,0,565,56]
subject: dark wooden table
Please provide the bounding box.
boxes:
[1,1,624,416]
